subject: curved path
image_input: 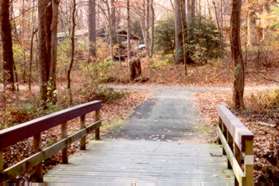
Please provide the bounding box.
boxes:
[44,85,234,185]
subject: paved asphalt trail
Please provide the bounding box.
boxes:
[107,86,205,142]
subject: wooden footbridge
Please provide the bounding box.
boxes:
[0,100,254,185]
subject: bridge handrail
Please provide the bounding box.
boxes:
[0,100,102,182]
[217,104,254,186]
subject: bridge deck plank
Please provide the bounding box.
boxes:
[44,140,234,185]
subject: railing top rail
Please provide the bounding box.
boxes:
[217,104,253,151]
[0,100,102,149]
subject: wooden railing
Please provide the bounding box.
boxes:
[0,100,102,182]
[217,104,254,186]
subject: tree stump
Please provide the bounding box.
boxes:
[129,57,142,81]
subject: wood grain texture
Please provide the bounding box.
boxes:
[217,104,253,151]
[44,140,234,185]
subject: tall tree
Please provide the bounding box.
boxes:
[127,0,131,63]
[111,0,117,43]
[231,0,245,109]
[0,0,15,91]
[67,0,77,104]
[150,0,155,57]
[88,0,97,61]
[145,0,150,57]
[174,0,187,73]
[38,0,59,106]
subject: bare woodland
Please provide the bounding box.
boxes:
[0,0,279,184]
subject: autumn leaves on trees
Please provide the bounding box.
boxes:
[0,0,250,110]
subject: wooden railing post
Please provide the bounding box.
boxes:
[80,115,86,150]
[0,150,3,172]
[30,133,43,182]
[233,143,241,186]
[226,129,232,169]
[95,110,101,140]
[244,139,254,186]
[61,122,68,164]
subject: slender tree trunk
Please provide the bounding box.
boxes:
[231,0,245,109]
[28,0,36,91]
[145,0,150,57]
[127,0,131,63]
[50,0,59,103]
[150,0,155,57]
[0,0,15,91]
[127,0,132,79]
[88,0,96,61]
[108,16,114,60]
[67,0,76,105]
[213,1,223,48]
[111,0,117,43]
[28,29,37,91]
[180,0,187,74]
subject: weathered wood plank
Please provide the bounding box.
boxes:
[44,140,234,185]
[0,100,102,149]
[217,126,244,184]
[217,104,253,151]
[0,121,101,181]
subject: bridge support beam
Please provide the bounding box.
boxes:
[95,110,101,140]
[61,122,68,164]
[80,115,86,150]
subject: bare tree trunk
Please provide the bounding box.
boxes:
[102,0,114,60]
[108,16,114,60]
[28,29,37,91]
[0,0,15,91]
[127,0,131,63]
[111,0,117,43]
[180,0,187,74]
[150,0,155,57]
[231,0,245,109]
[38,0,59,106]
[127,0,132,79]
[50,0,59,103]
[28,0,37,91]
[67,0,76,105]
[88,0,96,62]
[174,0,187,67]
[213,1,223,48]
[145,0,150,57]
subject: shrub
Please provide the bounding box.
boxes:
[150,55,173,69]
[154,15,223,62]
[154,15,175,54]
[80,59,114,87]
[248,89,279,111]
[187,17,223,62]
[94,87,125,103]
